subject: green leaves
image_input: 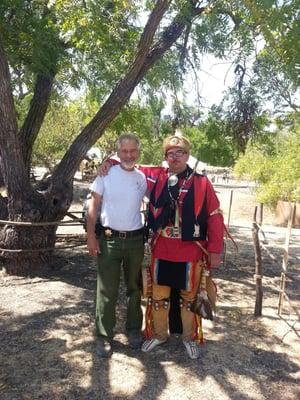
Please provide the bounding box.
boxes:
[234,113,300,206]
[1,0,142,99]
[32,100,84,169]
[1,0,299,178]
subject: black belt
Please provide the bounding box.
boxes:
[102,227,144,239]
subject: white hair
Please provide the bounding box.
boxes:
[117,133,141,150]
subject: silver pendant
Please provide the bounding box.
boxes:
[168,174,178,187]
[193,224,200,237]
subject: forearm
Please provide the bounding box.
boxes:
[86,192,101,256]
[87,208,97,238]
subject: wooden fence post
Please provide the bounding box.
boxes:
[252,204,263,316]
[278,202,296,315]
[223,189,233,267]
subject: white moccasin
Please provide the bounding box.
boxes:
[141,338,167,352]
[183,340,201,359]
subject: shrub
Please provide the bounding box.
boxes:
[234,119,300,207]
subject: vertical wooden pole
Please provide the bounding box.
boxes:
[278,202,296,315]
[258,203,263,226]
[223,189,233,267]
[227,189,233,228]
[252,205,263,316]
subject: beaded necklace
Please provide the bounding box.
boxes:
[167,169,191,203]
[167,168,192,232]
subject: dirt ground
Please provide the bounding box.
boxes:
[0,179,299,400]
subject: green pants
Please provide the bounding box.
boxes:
[95,233,144,338]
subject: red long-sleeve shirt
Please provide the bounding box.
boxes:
[139,166,224,263]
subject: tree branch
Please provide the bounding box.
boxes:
[0,38,29,200]
[179,23,192,72]
[137,0,171,53]
[138,6,207,73]
[19,72,55,176]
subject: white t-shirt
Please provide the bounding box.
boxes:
[90,165,147,231]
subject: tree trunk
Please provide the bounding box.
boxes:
[0,178,73,274]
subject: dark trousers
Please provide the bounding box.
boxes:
[96,233,144,338]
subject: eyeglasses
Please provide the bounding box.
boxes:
[166,149,187,158]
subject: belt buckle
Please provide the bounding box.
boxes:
[163,226,180,238]
[104,228,113,238]
[119,231,127,239]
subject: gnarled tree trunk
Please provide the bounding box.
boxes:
[0,179,73,274]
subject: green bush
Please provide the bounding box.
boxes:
[234,118,300,207]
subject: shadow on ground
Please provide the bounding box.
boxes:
[0,225,299,400]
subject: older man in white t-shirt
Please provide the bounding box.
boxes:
[87,133,147,357]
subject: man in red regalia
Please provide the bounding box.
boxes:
[139,135,224,359]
